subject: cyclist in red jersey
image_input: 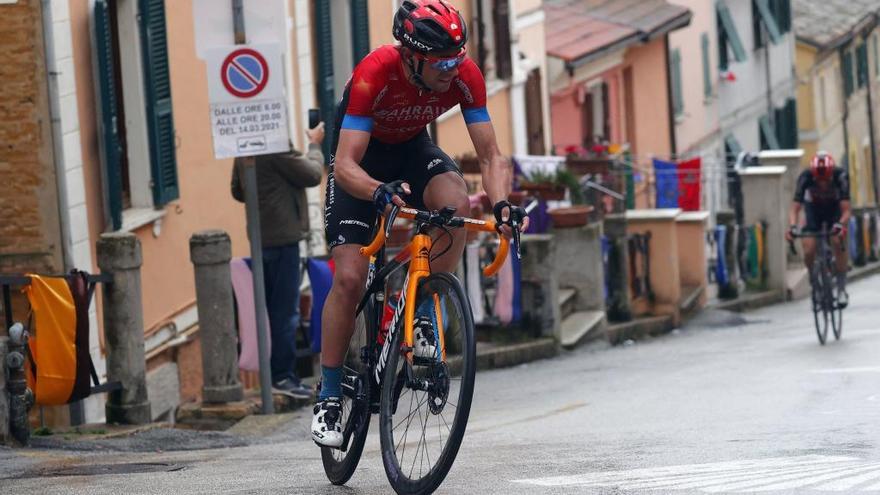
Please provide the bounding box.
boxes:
[312,0,527,448]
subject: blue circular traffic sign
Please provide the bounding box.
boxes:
[221,48,269,98]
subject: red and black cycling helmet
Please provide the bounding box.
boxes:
[393,0,468,55]
[810,151,835,180]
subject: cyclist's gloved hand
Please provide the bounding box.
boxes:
[373,180,409,213]
[831,222,846,237]
[786,224,798,242]
[492,200,527,232]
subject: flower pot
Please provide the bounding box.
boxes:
[565,156,613,176]
[548,205,593,229]
[519,181,566,201]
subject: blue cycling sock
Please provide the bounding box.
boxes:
[319,366,343,400]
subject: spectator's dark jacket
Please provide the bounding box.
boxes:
[231,144,324,247]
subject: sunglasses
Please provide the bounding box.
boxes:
[417,47,467,72]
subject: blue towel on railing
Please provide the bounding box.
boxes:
[653,159,679,208]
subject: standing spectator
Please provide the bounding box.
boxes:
[231,123,325,398]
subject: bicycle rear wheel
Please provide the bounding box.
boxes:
[811,262,829,345]
[379,273,476,495]
[321,303,374,484]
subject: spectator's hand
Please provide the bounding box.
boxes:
[306,122,325,145]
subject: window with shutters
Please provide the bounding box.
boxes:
[774,98,797,149]
[670,48,684,117]
[842,49,855,98]
[93,0,178,231]
[313,0,370,162]
[701,33,713,99]
[856,42,869,88]
[759,114,780,150]
[473,0,512,82]
[752,0,781,50]
[717,0,747,71]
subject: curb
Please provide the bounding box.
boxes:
[708,290,784,313]
[605,315,674,345]
[475,338,558,371]
[848,260,880,284]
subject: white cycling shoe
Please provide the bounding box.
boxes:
[311,397,344,448]
[413,315,438,360]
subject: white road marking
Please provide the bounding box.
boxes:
[814,468,880,491]
[512,455,880,492]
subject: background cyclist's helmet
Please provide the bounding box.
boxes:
[393,0,468,55]
[811,151,835,180]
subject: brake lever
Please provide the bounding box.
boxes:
[511,219,522,260]
[385,204,400,239]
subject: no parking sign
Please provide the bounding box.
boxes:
[206,44,290,159]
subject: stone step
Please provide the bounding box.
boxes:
[558,287,577,319]
[561,310,606,349]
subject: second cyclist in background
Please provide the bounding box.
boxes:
[785,151,851,307]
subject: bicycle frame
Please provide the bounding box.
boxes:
[359,206,509,385]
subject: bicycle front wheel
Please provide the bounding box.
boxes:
[379,273,476,495]
[811,263,829,345]
[830,280,843,341]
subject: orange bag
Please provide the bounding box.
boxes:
[24,272,93,405]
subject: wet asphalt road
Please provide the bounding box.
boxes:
[2,274,880,494]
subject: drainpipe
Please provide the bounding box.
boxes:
[41,0,74,272]
[840,45,851,171]
[863,21,880,204]
[664,35,677,155]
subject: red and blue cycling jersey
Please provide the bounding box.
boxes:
[339,45,490,144]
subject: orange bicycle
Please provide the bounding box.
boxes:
[320,203,520,494]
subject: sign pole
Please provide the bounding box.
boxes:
[233,0,273,415]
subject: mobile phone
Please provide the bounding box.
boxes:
[308,108,321,129]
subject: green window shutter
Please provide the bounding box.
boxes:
[94,0,123,231]
[701,33,712,97]
[777,0,791,33]
[759,115,781,150]
[350,0,370,66]
[139,0,178,206]
[842,50,854,97]
[857,43,869,88]
[754,0,782,45]
[314,0,335,163]
[773,99,797,149]
[874,35,879,76]
[670,48,684,116]
[787,98,798,149]
[751,0,765,50]
[717,1,747,66]
[724,134,743,156]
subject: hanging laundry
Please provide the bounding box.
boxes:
[678,157,702,211]
[465,241,485,324]
[230,258,271,372]
[652,158,679,208]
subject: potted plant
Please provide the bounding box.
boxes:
[548,168,593,228]
[518,168,566,200]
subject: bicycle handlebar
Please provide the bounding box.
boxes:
[359,205,512,277]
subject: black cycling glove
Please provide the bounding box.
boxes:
[373,180,408,213]
[492,200,526,229]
